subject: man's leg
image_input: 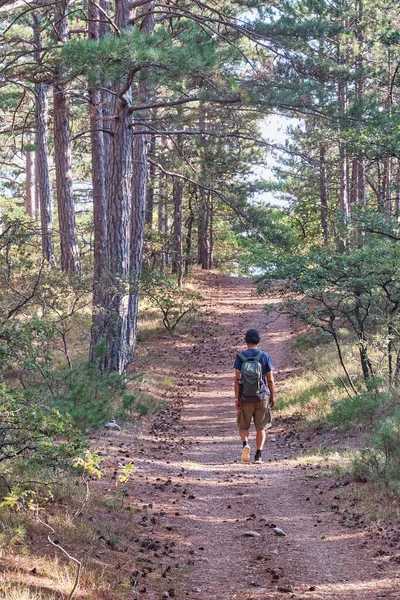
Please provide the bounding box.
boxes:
[253,398,272,463]
[237,405,252,463]
[256,429,266,451]
[239,429,249,443]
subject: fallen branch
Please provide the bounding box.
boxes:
[36,509,82,600]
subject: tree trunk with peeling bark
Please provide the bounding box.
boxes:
[53,0,80,276]
[198,188,211,269]
[88,0,109,363]
[171,133,183,285]
[158,167,168,272]
[104,0,133,373]
[33,15,55,266]
[319,142,329,244]
[185,188,195,276]
[25,142,36,220]
[145,135,156,227]
[395,161,400,217]
[172,175,183,287]
[127,1,155,360]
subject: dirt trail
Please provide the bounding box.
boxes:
[127,274,400,600]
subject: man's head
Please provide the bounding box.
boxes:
[245,328,260,345]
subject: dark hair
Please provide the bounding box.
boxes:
[245,329,260,344]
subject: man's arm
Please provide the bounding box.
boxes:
[267,371,275,407]
[234,369,241,411]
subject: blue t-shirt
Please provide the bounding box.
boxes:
[234,349,274,396]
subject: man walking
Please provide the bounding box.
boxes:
[234,329,275,464]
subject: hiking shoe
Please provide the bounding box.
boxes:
[240,444,251,463]
[254,455,263,464]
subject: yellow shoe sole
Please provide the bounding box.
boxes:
[240,446,251,463]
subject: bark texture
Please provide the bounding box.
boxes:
[53,0,80,276]
[127,1,155,359]
[319,142,329,244]
[158,166,168,271]
[104,0,133,373]
[25,143,36,219]
[34,15,55,265]
[198,188,211,269]
[145,135,156,227]
[89,0,109,362]
[172,175,183,287]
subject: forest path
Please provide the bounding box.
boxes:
[129,274,400,600]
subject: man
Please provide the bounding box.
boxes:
[234,328,275,464]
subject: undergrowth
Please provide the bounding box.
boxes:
[281,330,400,499]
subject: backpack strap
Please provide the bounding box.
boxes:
[254,350,263,363]
[238,351,263,363]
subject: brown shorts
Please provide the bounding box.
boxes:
[237,398,272,432]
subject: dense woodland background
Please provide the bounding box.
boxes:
[2,0,400,592]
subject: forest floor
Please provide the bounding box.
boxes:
[4,273,400,600]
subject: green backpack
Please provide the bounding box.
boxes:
[239,351,264,397]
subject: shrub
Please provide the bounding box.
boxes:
[353,411,400,491]
[328,383,390,431]
[51,362,127,429]
[141,271,202,332]
[0,384,82,469]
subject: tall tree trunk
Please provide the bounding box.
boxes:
[127,1,155,361]
[208,193,213,269]
[319,142,329,244]
[53,0,80,276]
[33,15,55,266]
[158,166,168,271]
[197,105,211,269]
[104,0,133,373]
[100,0,112,197]
[337,25,349,219]
[354,0,366,206]
[25,141,36,219]
[145,134,156,227]
[185,189,194,276]
[198,188,210,269]
[339,141,349,218]
[89,0,109,363]
[172,174,183,287]
[357,157,366,205]
[350,157,358,206]
[395,160,400,217]
[171,134,183,284]
[384,158,392,216]
[377,162,384,212]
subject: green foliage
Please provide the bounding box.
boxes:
[258,230,400,389]
[353,411,400,491]
[141,271,202,332]
[0,384,81,466]
[328,387,389,432]
[61,22,238,88]
[50,361,126,429]
[234,204,299,273]
[0,522,26,550]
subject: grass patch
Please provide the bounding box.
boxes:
[327,387,396,432]
[277,336,353,424]
[0,580,57,600]
[350,410,400,491]
[1,556,110,600]
[293,448,350,466]
[283,328,400,508]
